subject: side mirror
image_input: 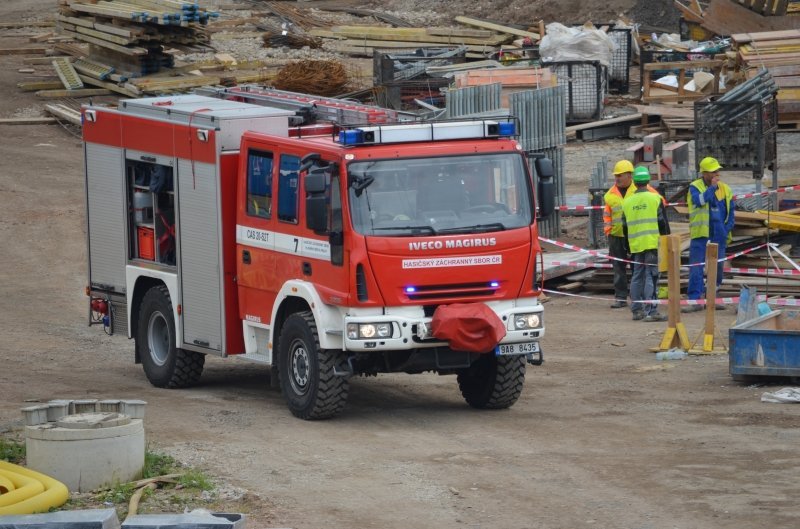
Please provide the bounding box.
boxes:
[305,169,327,194]
[532,156,555,218]
[305,164,335,234]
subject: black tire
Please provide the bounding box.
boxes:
[278,311,349,420]
[137,285,204,388]
[457,354,526,409]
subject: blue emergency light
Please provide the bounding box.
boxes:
[336,120,516,146]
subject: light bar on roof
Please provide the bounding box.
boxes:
[337,120,515,146]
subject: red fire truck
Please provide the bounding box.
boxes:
[83,92,554,419]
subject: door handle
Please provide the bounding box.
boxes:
[242,250,251,264]
[302,262,312,276]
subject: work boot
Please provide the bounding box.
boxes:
[610,300,627,309]
[632,310,645,321]
[681,304,703,313]
[644,312,667,322]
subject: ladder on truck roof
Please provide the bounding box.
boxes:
[195,85,404,126]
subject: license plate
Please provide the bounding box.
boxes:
[496,341,540,356]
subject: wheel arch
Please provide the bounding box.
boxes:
[128,271,180,363]
[269,280,344,361]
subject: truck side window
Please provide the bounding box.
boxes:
[247,150,273,219]
[278,154,300,224]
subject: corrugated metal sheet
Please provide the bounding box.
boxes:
[85,143,127,293]
[177,159,222,352]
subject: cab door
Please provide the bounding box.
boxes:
[236,146,278,324]
[271,149,350,306]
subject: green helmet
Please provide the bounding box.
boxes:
[632,166,651,184]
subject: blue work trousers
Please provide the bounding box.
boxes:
[688,237,726,300]
[630,249,659,316]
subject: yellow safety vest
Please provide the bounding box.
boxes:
[604,184,665,236]
[623,190,662,253]
[687,179,733,241]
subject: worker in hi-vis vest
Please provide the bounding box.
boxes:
[604,160,666,309]
[683,156,735,313]
[622,166,671,322]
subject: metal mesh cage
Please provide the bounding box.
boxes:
[543,61,607,122]
[373,47,466,110]
[588,187,607,249]
[694,96,778,178]
[608,28,632,94]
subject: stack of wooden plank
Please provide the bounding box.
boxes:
[309,17,539,58]
[55,0,216,78]
[733,30,800,125]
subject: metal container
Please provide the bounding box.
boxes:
[729,310,800,379]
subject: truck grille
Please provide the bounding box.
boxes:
[405,282,497,301]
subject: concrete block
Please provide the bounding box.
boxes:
[642,132,665,162]
[624,142,644,165]
[20,405,49,426]
[0,508,120,529]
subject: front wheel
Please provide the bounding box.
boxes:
[278,312,349,420]
[457,354,526,409]
[137,285,204,388]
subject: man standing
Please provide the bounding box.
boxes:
[683,156,735,313]
[623,166,671,322]
[603,160,635,308]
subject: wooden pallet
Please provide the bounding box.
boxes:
[661,117,695,139]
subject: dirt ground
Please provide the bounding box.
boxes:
[3,2,800,529]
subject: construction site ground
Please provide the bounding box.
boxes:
[4,1,800,528]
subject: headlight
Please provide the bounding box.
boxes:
[347,322,393,340]
[514,313,541,330]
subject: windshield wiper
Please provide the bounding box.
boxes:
[372,225,437,235]
[437,223,506,234]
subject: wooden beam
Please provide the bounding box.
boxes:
[454,16,539,39]
[0,47,48,55]
[17,80,65,92]
[44,104,82,126]
[0,117,58,125]
[35,88,112,99]
[565,113,642,133]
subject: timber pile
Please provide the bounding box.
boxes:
[732,30,800,125]
[309,17,540,58]
[55,0,216,78]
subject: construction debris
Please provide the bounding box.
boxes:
[56,0,216,78]
[271,59,349,96]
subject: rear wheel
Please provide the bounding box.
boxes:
[278,311,349,420]
[137,285,204,388]
[457,354,526,409]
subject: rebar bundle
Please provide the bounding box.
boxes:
[272,60,349,97]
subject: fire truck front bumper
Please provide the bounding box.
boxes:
[342,300,544,353]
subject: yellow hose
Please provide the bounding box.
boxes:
[0,472,15,494]
[0,468,45,507]
[0,460,69,515]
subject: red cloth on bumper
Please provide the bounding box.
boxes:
[430,303,507,353]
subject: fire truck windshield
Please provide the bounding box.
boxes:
[348,153,533,236]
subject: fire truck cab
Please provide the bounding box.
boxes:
[83,93,554,419]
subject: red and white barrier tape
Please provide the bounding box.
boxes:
[549,261,613,269]
[725,266,800,276]
[554,184,800,212]
[542,289,800,306]
[539,236,767,267]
